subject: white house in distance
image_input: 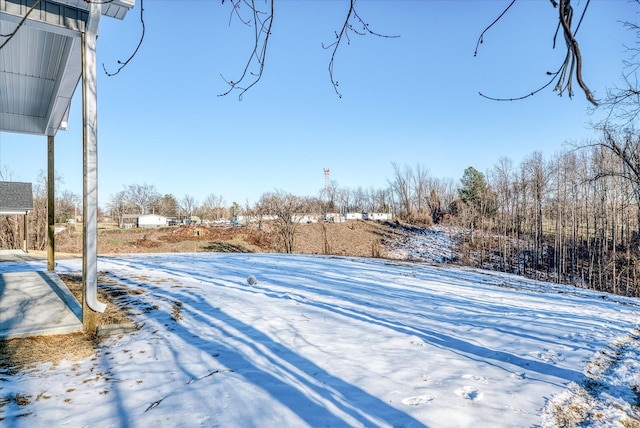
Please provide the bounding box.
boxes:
[137,214,168,228]
[233,212,392,225]
[366,212,393,221]
[346,212,393,221]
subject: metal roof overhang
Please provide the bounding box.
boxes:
[0,209,30,214]
[0,0,134,136]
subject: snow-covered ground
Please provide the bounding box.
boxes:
[386,224,458,263]
[2,249,639,427]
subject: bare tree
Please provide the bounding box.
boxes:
[339,188,353,213]
[351,187,367,213]
[489,157,516,271]
[29,179,47,250]
[389,162,413,219]
[590,128,640,232]
[108,190,133,228]
[522,152,550,269]
[153,194,179,218]
[56,190,80,223]
[597,5,640,126]
[181,194,198,219]
[125,183,160,215]
[201,193,228,221]
[0,214,19,249]
[459,146,640,296]
[411,163,431,223]
[255,190,311,253]
[370,187,392,214]
[26,171,64,250]
[320,180,340,213]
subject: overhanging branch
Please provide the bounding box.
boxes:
[322,0,399,98]
[218,0,275,100]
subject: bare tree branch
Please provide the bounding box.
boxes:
[323,0,354,99]
[477,0,597,105]
[479,67,561,102]
[600,128,640,187]
[596,7,640,127]
[474,0,516,57]
[599,74,640,127]
[0,0,42,50]
[102,0,146,77]
[322,0,399,98]
[218,0,274,100]
[555,0,597,105]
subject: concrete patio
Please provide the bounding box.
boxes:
[0,250,82,340]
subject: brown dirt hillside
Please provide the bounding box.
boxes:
[52,220,406,258]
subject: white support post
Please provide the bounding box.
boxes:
[82,2,106,317]
[48,135,55,270]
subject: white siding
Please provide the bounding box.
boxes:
[137,215,167,228]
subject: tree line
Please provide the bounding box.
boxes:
[450,130,640,298]
[1,128,639,296]
[107,185,230,228]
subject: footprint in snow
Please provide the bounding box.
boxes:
[455,386,483,401]
[409,336,426,347]
[462,374,486,382]
[401,394,435,406]
[536,349,563,362]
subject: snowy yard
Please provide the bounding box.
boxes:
[1,251,640,427]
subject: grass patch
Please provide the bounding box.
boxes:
[0,273,134,373]
[202,241,251,253]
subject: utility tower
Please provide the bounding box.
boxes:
[323,168,330,202]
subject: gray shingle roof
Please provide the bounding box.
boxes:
[0,181,33,213]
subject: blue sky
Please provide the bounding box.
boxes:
[0,0,636,208]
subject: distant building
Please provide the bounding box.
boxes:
[343,212,393,221]
[292,214,319,224]
[324,213,344,223]
[230,212,392,226]
[0,181,33,251]
[367,212,393,221]
[0,181,33,215]
[345,212,364,220]
[137,214,168,228]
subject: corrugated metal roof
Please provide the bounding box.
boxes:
[0,0,134,136]
[0,181,33,213]
[55,0,135,20]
